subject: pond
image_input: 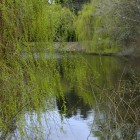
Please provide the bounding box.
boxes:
[0,54,140,140]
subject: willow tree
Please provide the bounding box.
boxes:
[75,0,120,53]
[0,0,93,139]
[75,0,140,53]
[0,0,76,94]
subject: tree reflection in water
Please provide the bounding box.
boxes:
[57,88,91,119]
[93,71,140,140]
[0,55,140,140]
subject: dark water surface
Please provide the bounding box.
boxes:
[1,55,140,140]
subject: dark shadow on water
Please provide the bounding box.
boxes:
[57,88,91,119]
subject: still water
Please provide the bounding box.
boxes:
[1,54,140,140]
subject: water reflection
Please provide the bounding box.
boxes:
[57,88,91,119]
[89,56,140,140]
[93,80,140,140]
[0,55,140,140]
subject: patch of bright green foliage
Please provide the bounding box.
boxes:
[75,0,140,53]
[75,2,122,53]
[0,0,93,138]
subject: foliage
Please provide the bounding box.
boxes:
[75,2,119,53]
[1,0,140,139]
[102,0,140,46]
[93,75,140,140]
[0,0,80,138]
[75,0,140,52]
[54,6,76,42]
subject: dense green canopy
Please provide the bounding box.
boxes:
[75,0,140,52]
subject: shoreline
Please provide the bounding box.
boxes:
[25,42,140,57]
[56,42,140,58]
